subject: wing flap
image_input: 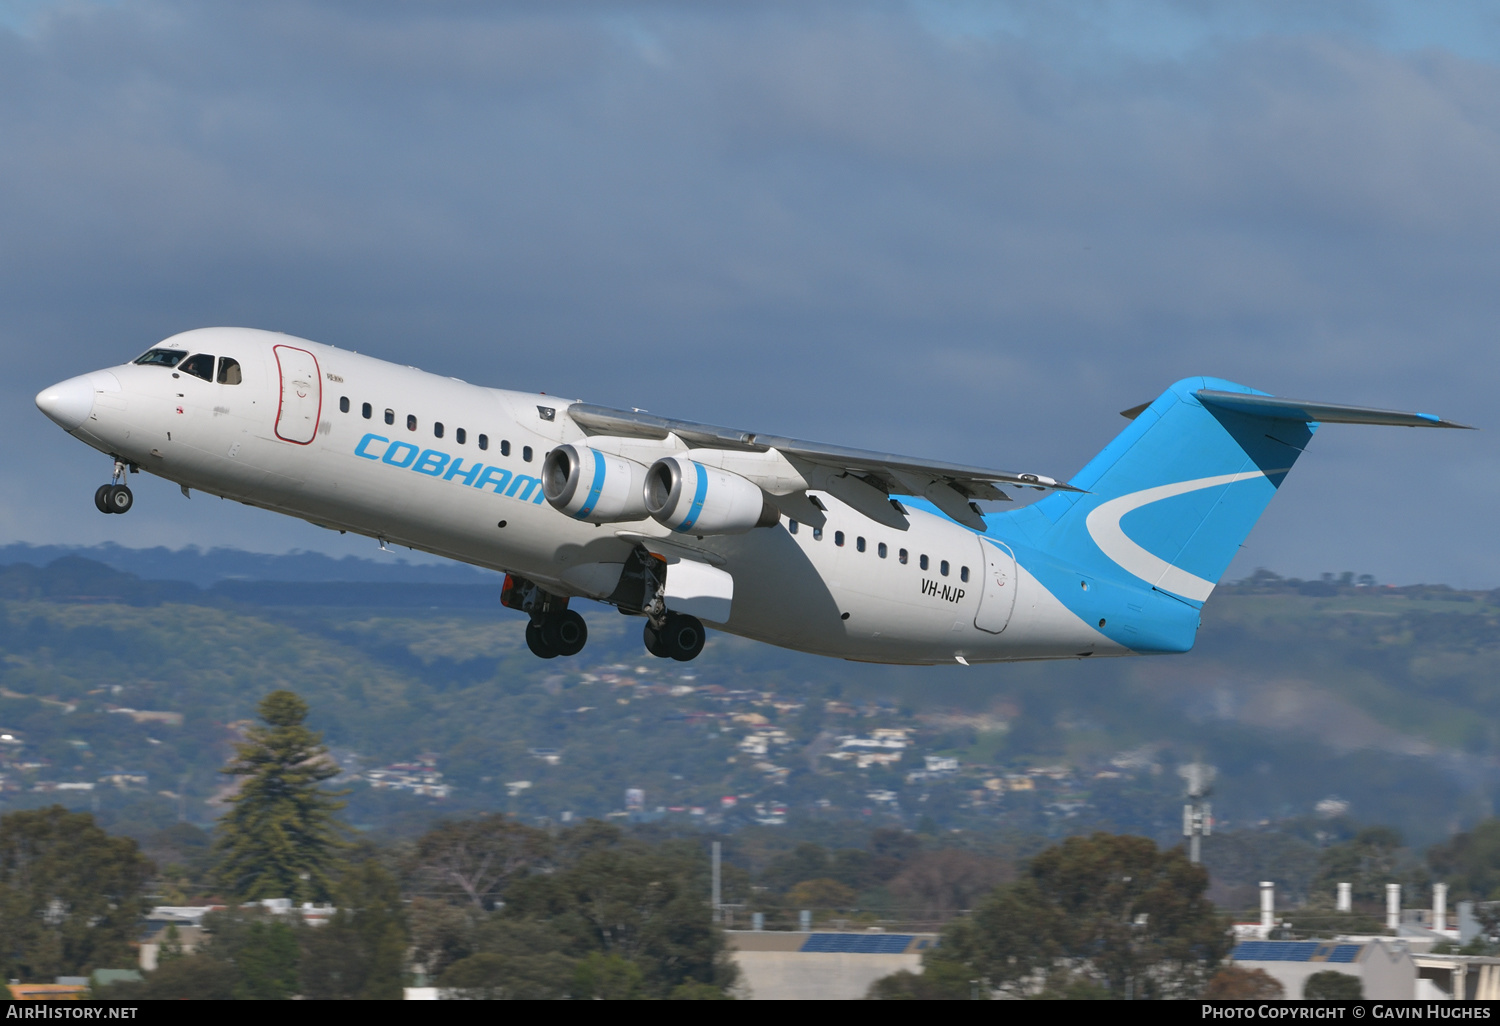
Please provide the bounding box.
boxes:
[795,463,910,531]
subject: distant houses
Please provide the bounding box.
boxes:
[105,706,184,727]
[827,728,912,769]
[364,753,450,798]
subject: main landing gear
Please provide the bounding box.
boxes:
[501,553,708,663]
[605,545,706,662]
[503,574,589,660]
[525,609,588,660]
[94,461,134,514]
[643,613,705,662]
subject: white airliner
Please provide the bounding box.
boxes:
[35,327,1468,665]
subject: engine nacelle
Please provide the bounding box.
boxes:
[644,457,779,535]
[542,445,651,523]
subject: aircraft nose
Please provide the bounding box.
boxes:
[35,374,99,431]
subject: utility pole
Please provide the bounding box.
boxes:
[711,841,722,923]
[1179,762,1215,864]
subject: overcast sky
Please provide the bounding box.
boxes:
[3,1,1498,586]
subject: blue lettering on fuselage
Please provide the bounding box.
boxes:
[353,433,545,505]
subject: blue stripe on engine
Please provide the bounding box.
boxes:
[576,449,607,519]
[676,461,709,532]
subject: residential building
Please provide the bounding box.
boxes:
[1230,939,1416,999]
[727,931,939,1000]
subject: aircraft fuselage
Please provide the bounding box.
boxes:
[39,327,1138,665]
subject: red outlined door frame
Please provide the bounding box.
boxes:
[273,344,322,445]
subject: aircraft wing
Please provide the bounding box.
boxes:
[566,402,1079,531]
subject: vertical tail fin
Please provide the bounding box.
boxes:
[1027,377,1315,606]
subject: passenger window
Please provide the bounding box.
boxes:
[362,403,372,420]
[813,527,823,541]
[216,357,242,384]
[500,440,511,456]
[179,353,214,381]
[961,566,970,583]
[384,409,395,425]
[856,537,866,552]
[523,446,533,462]
[788,520,799,535]
[899,549,909,564]
[479,434,489,451]
[920,555,930,571]
[339,397,350,414]
[434,422,444,439]
[407,414,417,431]
[834,531,845,547]
[456,428,466,445]
[133,348,186,368]
[878,542,887,558]
[941,560,950,576]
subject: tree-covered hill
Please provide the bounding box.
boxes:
[0,551,1493,849]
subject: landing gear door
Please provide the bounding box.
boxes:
[664,558,734,625]
[973,537,1017,635]
[273,344,321,445]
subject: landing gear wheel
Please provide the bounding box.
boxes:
[550,610,587,657]
[643,621,671,658]
[105,485,133,514]
[665,613,705,662]
[525,619,559,659]
[94,485,113,514]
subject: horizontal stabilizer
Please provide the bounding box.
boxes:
[1196,390,1473,430]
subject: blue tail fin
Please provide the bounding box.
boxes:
[1027,377,1315,607]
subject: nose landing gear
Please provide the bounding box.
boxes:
[94,461,134,514]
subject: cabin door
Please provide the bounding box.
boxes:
[973,537,1018,634]
[273,344,321,445]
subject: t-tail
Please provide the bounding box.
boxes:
[998,376,1470,654]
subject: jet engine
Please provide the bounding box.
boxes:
[644,457,779,535]
[542,445,652,522]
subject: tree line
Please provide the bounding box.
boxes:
[4,687,1500,998]
[0,690,736,999]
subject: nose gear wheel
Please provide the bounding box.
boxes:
[96,483,133,514]
[95,459,135,514]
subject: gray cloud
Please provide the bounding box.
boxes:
[2,1,1497,584]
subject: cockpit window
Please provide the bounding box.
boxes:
[134,348,186,368]
[179,354,215,381]
[217,357,242,385]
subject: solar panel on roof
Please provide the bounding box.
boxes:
[800,933,915,954]
[1231,941,1320,962]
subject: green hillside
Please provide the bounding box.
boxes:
[0,557,1494,848]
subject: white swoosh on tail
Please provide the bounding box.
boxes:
[1084,471,1269,602]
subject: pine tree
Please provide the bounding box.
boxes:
[213,690,348,903]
